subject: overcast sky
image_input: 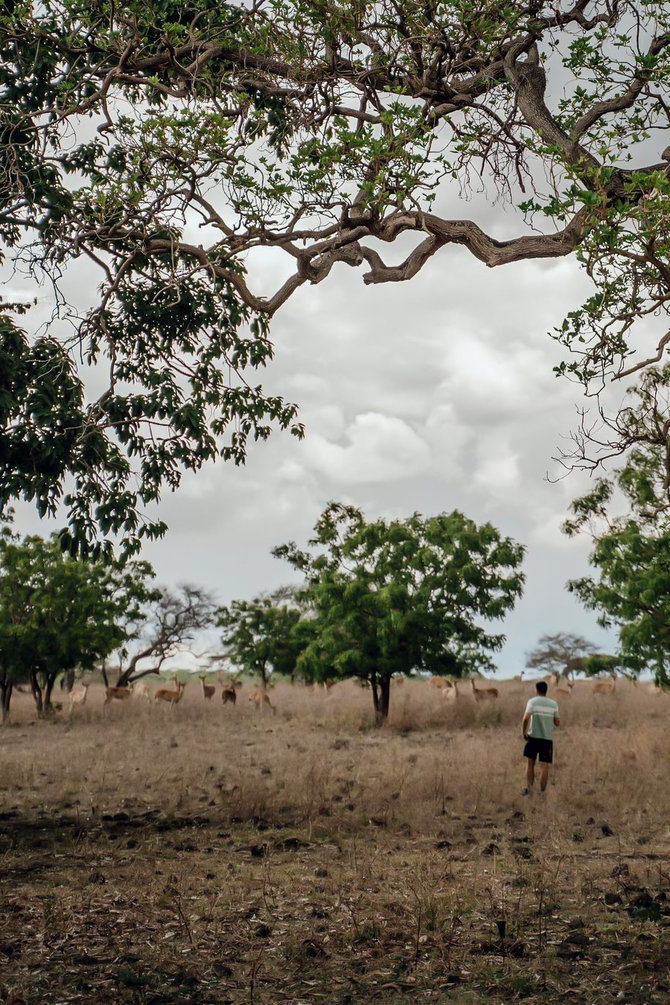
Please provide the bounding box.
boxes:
[5,134,631,679]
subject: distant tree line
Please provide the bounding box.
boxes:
[0,520,215,721]
[0,503,525,724]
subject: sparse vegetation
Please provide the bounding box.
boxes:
[0,678,668,1002]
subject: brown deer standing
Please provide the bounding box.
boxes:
[248,690,276,715]
[154,681,186,706]
[592,672,616,695]
[104,685,134,706]
[221,682,237,705]
[199,675,215,700]
[554,678,574,697]
[68,682,89,714]
[470,678,499,702]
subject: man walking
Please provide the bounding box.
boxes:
[522,680,559,794]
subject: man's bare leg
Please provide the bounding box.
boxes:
[538,762,549,791]
[525,758,535,790]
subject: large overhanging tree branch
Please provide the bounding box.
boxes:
[2,1,670,552]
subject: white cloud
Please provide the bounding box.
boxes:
[303,412,432,484]
[473,440,521,494]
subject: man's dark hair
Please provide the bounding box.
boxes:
[536,681,548,696]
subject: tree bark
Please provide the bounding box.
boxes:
[379,676,391,723]
[61,669,76,692]
[30,670,44,716]
[0,680,12,724]
[43,675,57,714]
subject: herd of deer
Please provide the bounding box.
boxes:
[68,675,276,715]
[428,677,499,702]
[426,671,632,702]
[67,668,654,716]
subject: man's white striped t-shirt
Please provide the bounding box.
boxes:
[525,696,559,741]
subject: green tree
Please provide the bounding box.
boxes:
[216,592,310,687]
[0,528,155,719]
[2,4,670,550]
[525,632,598,680]
[565,371,670,685]
[274,503,524,722]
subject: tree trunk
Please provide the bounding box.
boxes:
[100,661,109,688]
[43,675,57,714]
[30,670,44,716]
[378,675,391,722]
[370,675,381,723]
[0,680,12,724]
[61,669,76,692]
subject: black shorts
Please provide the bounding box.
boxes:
[524,737,553,764]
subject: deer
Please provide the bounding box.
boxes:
[554,678,574,697]
[441,679,459,703]
[104,684,134,706]
[221,682,237,705]
[199,675,215,700]
[248,690,276,715]
[429,676,451,690]
[470,678,499,702]
[68,681,89,714]
[131,681,152,701]
[154,681,186,705]
[592,672,617,695]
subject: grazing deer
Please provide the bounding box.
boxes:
[248,690,276,715]
[221,682,237,705]
[470,678,499,702]
[429,676,451,690]
[199,675,215,700]
[154,681,186,705]
[68,682,89,714]
[104,685,134,705]
[592,672,617,695]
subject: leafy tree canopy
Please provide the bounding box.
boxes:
[216,592,311,686]
[0,524,155,717]
[274,502,524,720]
[565,375,670,684]
[2,2,670,551]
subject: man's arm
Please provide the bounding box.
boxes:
[522,712,531,739]
[554,716,560,727]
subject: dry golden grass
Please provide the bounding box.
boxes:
[0,678,669,1002]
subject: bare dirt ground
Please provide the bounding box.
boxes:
[0,678,669,1003]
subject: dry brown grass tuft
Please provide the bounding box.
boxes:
[0,678,669,1002]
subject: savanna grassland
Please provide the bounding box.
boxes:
[0,678,669,1003]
